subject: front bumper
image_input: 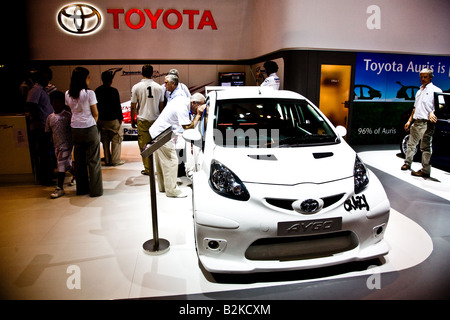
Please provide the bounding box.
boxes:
[193,170,390,274]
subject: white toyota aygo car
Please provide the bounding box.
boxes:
[183,86,390,274]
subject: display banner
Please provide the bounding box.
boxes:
[351,53,450,144]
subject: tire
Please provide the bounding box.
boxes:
[400,134,421,161]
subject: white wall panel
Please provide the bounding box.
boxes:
[26,0,450,61]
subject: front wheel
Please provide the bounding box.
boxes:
[400,134,421,160]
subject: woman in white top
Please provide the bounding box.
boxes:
[65,67,103,197]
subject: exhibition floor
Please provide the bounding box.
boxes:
[0,142,449,300]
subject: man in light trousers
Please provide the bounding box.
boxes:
[150,82,205,198]
[402,68,444,178]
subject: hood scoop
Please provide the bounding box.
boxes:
[247,154,278,161]
[313,152,334,159]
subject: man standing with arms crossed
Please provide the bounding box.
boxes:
[402,68,444,178]
[131,65,164,175]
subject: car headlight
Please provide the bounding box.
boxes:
[354,155,369,194]
[210,160,250,201]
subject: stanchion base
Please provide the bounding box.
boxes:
[142,239,170,255]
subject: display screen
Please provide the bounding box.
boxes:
[218,72,245,87]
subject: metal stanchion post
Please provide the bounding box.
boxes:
[141,128,172,255]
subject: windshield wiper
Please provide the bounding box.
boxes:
[278,135,336,147]
[304,134,335,141]
[277,136,301,147]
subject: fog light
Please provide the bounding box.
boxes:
[208,240,219,250]
[203,238,227,252]
[373,224,386,237]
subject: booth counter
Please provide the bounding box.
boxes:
[0,115,33,183]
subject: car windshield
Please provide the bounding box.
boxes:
[213,98,338,148]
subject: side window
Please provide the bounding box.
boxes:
[200,97,210,136]
[362,86,370,99]
[200,97,210,151]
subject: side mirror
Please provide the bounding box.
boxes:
[183,129,202,142]
[335,125,347,137]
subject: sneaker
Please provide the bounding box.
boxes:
[113,160,125,166]
[167,192,187,198]
[51,187,65,199]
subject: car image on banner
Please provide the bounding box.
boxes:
[121,100,138,139]
[182,87,391,274]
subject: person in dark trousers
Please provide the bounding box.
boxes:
[95,70,124,166]
[26,65,55,185]
[65,67,103,197]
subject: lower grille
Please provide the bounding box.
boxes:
[245,231,358,261]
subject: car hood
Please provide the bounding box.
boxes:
[212,143,356,185]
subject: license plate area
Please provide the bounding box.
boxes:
[277,217,342,236]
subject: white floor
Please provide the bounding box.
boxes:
[0,142,447,300]
[357,145,450,202]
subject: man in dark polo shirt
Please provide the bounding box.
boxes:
[95,70,124,166]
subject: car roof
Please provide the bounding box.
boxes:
[205,86,307,101]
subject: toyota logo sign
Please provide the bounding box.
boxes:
[57,4,102,35]
[292,198,324,214]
